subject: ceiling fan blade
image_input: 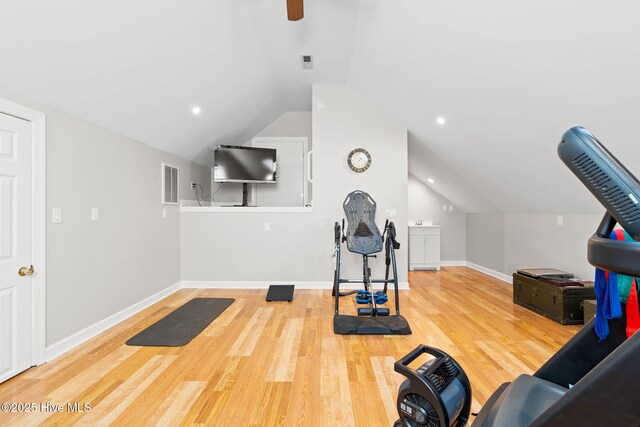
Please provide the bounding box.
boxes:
[287,0,304,21]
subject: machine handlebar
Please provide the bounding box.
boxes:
[394,345,449,378]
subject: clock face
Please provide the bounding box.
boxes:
[348,148,371,173]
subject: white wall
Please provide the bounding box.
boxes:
[466,212,601,280]
[0,90,210,346]
[253,111,312,142]
[313,86,408,281]
[465,213,506,273]
[408,174,465,261]
[181,85,408,283]
[503,213,600,280]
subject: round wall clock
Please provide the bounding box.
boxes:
[347,148,372,173]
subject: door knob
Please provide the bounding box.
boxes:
[18,265,34,276]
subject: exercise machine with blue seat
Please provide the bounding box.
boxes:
[332,190,411,335]
[393,127,640,426]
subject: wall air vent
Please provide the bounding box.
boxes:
[301,55,313,70]
[162,163,179,205]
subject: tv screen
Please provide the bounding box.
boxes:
[214,145,277,183]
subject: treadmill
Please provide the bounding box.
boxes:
[473,127,640,426]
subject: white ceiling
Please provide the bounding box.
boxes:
[2,0,639,214]
[348,0,640,214]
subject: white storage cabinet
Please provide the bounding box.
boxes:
[409,225,441,271]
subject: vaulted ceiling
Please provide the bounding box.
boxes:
[2,0,639,214]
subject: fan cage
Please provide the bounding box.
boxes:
[402,393,441,427]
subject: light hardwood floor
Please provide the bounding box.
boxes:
[0,267,580,426]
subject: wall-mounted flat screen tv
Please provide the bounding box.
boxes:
[214,145,277,183]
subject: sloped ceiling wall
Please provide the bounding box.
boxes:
[0,1,289,165]
[408,134,497,213]
[348,0,640,214]
[0,0,358,166]
[1,0,639,214]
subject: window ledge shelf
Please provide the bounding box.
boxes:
[180,206,313,213]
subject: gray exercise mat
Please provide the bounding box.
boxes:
[126,298,234,346]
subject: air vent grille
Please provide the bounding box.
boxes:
[162,163,179,204]
[418,358,459,393]
[404,394,440,427]
[573,153,612,189]
[573,153,640,224]
[602,186,640,223]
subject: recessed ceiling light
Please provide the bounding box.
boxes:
[436,117,446,126]
[192,106,201,115]
[427,178,435,184]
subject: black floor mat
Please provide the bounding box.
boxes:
[266,285,295,302]
[126,298,234,347]
[333,314,412,335]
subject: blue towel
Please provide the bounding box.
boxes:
[594,268,609,340]
[603,270,622,320]
[593,230,624,340]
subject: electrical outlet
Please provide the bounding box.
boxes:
[264,222,271,232]
[91,208,99,221]
[557,215,564,226]
[52,208,62,224]
[191,182,197,189]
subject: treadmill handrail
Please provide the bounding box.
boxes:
[588,233,640,277]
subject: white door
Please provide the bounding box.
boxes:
[0,113,33,383]
[425,235,441,264]
[253,139,305,207]
[409,235,425,265]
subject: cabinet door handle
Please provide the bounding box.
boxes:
[532,289,538,297]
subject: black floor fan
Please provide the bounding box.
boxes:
[394,346,471,427]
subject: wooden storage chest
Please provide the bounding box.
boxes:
[512,273,596,325]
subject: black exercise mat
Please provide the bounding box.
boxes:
[266,285,295,302]
[333,314,412,335]
[126,298,234,346]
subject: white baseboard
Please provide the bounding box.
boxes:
[43,263,514,363]
[181,281,410,290]
[441,261,466,267]
[465,262,512,284]
[181,280,323,289]
[43,277,411,363]
[45,282,181,362]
